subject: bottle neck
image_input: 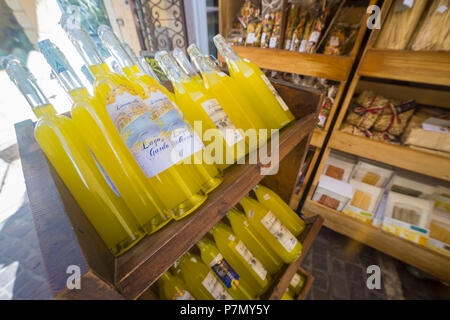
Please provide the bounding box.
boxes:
[89,63,111,77]
[187,44,216,75]
[155,51,190,84]
[2,56,53,112]
[173,48,200,78]
[38,40,86,101]
[98,25,135,70]
[213,34,240,61]
[160,271,172,282]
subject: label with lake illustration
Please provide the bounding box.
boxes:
[106,85,175,178]
[142,86,204,164]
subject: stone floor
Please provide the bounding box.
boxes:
[0,142,448,300]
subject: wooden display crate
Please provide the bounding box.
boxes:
[16,79,323,300]
[302,0,450,283]
[218,0,379,209]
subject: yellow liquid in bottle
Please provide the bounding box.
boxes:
[88,63,207,220]
[34,106,144,256]
[172,78,247,170]
[157,271,195,300]
[33,103,57,118]
[226,58,295,130]
[210,222,272,296]
[177,253,233,300]
[123,65,223,194]
[281,290,295,300]
[253,184,306,237]
[70,87,173,234]
[201,70,268,152]
[196,238,257,300]
[288,272,305,296]
[227,209,283,275]
[240,196,303,264]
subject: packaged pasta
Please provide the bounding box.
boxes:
[324,23,349,55]
[345,90,389,130]
[268,11,283,48]
[372,100,416,136]
[261,13,275,48]
[284,4,301,50]
[410,0,450,51]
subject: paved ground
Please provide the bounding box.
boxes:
[0,142,448,300]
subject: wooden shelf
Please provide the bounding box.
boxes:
[360,49,450,87]
[303,200,450,283]
[233,46,353,82]
[262,215,323,300]
[115,115,316,299]
[310,128,327,148]
[329,131,450,182]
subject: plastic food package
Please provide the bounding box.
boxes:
[312,175,353,211]
[345,90,388,130]
[351,160,394,188]
[372,100,416,136]
[322,151,357,182]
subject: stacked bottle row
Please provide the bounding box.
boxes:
[157,184,306,300]
[2,18,295,257]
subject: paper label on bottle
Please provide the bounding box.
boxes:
[228,234,235,242]
[246,33,257,44]
[143,88,204,163]
[261,33,267,45]
[172,290,195,300]
[290,273,301,288]
[284,40,292,50]
[235,241,268,281]
[106,86,175,178]
[260,75,290,111]
[263,194,271,200]
[309,31,320,43]
[261,211,298,253]
[269,37,278,48]
[90,150,120,197]
[209,254,240,289]
[217,72,227,77]
[243,220,250,227]
[330,36,340,47]
[200,99,243,146]
[299,40,308,52]
[201,272,234,300]
[403,0,414,8]
[437,5,448,13]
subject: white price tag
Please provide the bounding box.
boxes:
[437,5,448,13]
[403,0,414,8]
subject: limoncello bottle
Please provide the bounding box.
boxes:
[253,184,305,236]
[98,26,222,194]
[187,44,267,152]
[155,51,247,170]
[196,238,257,300]
[157,270,195,300]
[2,56,144,256]
[281,290,295,300]
[240,196,303,263]
[172,47,203,86]
[210,222,271,296]
[214,34,295,130]
[177,253,233,300]
[38,39,173,234]
[121,41,160,82]
[61,19,206,220]
[289,272,305,296]
[227,209,283,274]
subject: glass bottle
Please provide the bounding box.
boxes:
[214,34,295,130]
[61,18,206,220]
[38,39,174,234]
[196,237,257,300]
[98,25,222,194]
[172,47,203,85]
[157,270,195,300]
[155,51,247,170]
[2,56,144,255]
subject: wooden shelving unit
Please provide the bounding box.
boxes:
[219,0,378,209]
[17,80,323,300]
[302,0,450,283]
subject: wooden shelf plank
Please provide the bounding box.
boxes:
[233,46,353,82]
[330,131,450,182]
[264,215,324,300]
[303,200,450,283]
[360,49,450,87]
[310,128,326,148]
[296,267,314,300]
[114,114,316,299]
